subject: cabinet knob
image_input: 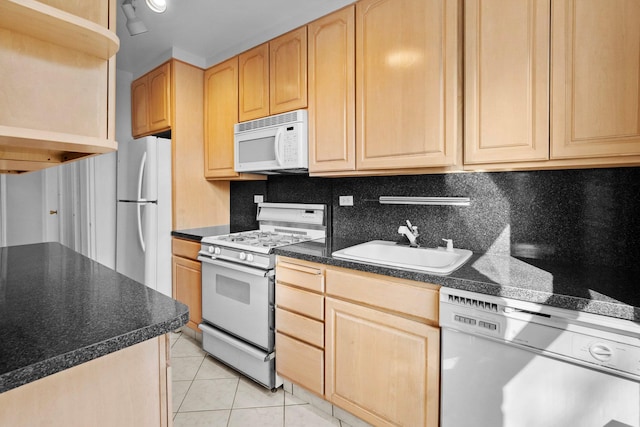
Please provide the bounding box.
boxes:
[49,210,58,215]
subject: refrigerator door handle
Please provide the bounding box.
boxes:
[136,152,147,252]
[137,151,147,201]
[137,204,145,252]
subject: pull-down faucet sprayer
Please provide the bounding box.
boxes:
[398,220,420,247]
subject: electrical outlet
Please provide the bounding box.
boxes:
[339,195,354,206]
[254,195,264,203]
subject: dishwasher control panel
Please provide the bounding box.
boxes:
[453,314,499,331]
[440,288,640,380]
[571,334,640,377]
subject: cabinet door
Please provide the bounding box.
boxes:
[270,27,308,115]
[131,76,149,138]
[308,6,356,173]
[204,57,240,178]
[172,255,202,331]
[551,0,640,159]
[325,297,440,427]
[239,43,270,121]
[147,62,171,133]
[356,0,460,170]
[464,0,550,164]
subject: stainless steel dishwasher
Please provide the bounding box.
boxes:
[440,288,640,427]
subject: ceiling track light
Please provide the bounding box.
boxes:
[121,0,148,36]
[145,0,167,13]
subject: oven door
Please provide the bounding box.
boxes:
[199,256,274,351]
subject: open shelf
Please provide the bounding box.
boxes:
[0,125,117,173]
[0,0,119,59]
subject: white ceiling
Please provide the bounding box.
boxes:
[115,0,354,76]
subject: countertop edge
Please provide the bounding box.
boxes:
[171,225,231,242]
[0,311,188,394]
[274,248,639,323]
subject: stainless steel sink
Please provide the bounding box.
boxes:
[332,240,473,275]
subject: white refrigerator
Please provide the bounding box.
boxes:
[116,136,172,297]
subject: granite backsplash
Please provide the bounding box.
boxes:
[230,167,640,269]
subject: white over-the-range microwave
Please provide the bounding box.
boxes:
[234,109,308,174]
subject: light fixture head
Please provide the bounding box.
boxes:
[126,17,148,35]
[121,0,148,36]
[145,0,167,13]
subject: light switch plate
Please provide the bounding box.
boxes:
[254,195,264,203]
[339,195,354,206]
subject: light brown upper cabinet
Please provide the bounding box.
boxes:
[239,44,270,122]
[131,62,172,138]
[464,0,640,170]
[308,5,356,173]
[270,26,308,115]
[131,77,149,138]
[464,0,550,164]
[204,57,239,179]
[204,58,266,181]
[355,0,461,171]
[238,27,308,122]
[551,0,640,160]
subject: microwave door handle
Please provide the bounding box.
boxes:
[274,127,284,166]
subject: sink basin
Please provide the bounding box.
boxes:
[332,240,473,275]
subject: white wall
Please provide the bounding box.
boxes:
[3,172,45,246]
[116,69,133,143]
[92,153,117,268]
[81,68,133,268]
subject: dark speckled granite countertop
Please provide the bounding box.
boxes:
[0,243,188,394]
[171,225,230,242]
[274,237,640,323]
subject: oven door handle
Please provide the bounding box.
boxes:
[198,255,272,277]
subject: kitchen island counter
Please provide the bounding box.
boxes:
[0,242,188,394]
[274,238,640,322]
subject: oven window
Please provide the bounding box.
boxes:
[238,136,276,163]
[216,274,250,305]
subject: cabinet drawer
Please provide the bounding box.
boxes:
[276,332,324,396]
[326,267,439,324]
[276,283,324,321]
[276,258,324,293]
[172,238,200,260]
[276,307,324,348]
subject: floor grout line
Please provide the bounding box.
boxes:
[170,331,350,426]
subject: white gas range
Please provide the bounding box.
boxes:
[200,204,326,269]
[198,202,327,390]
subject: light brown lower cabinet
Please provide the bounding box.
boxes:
[275,258,326,396]
[275,256,440,426]
[325,297,440,427]
[172,237,202,331]
[0,336,172,427]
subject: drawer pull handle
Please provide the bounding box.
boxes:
[278,262,322,275]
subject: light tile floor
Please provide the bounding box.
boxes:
[170,331,352,427]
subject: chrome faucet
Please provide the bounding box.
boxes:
[398,220,420,247]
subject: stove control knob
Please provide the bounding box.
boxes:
[246,254,254,262]
[207,246,214,254]
[214,247,221,255]
[239,252,247,260]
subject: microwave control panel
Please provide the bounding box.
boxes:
[282,126,299,164]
